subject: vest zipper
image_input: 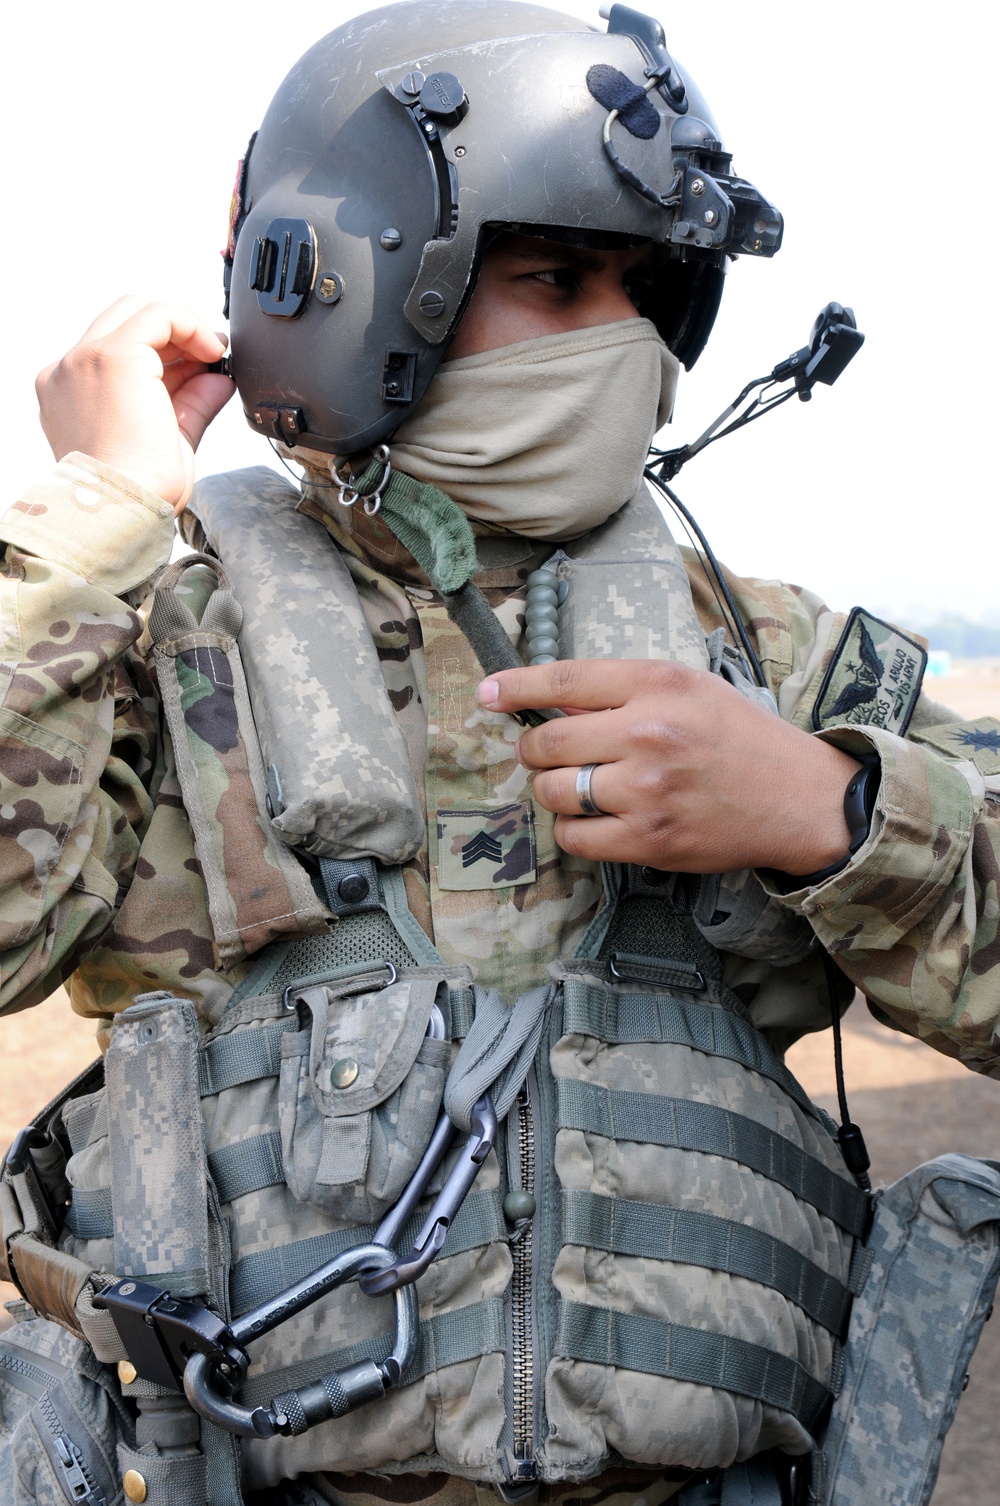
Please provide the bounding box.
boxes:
[510,1078,538,1488]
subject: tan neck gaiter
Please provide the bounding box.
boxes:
[389,317,679,541]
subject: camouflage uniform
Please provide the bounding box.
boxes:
[0,453,996,1075]
[0,454,998,1505]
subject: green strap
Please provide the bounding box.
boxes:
[229,1189,506,1315]
[561,980,823,1125]
[239,1296,505,1407]
[556,1079,868,1237]
[198,1019,297,1096]
[555,1301,832,1435]
[208,1133,284,1204]
[562,1190,851,1337]
[359,460,553,726]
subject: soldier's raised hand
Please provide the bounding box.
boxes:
[35,298,235,512]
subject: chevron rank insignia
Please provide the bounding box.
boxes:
[813,607,927,736]
[910,716,1000,776]
[436,801,537,890]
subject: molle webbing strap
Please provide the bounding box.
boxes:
[198,1018,299,1096]
[562,1190,852,1337]
[556,1079,869,1237]
[555,1301,833,1435]
[561,981,823,1125]
[106,994,211,1298]
[208,1133,284,1204]
[239,1297,505,1408]
[229,1191,506,1315]
[149,554,330,967]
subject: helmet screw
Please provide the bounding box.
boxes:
[401,70,426,96]
[690,177,706,196]
[379,228,402,251]
[418,290,447,318]
[703,209,717,226]
[454,146,467,157]
[424,121,436,135]
[316,273,344,304]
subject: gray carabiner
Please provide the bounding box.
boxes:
[360,1095,497,1297]
[183,1241,417,1438]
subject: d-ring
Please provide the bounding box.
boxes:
[575,763,608,817]
[330,444,392,516]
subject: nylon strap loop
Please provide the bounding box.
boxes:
[557,1079,869,1237]
[555,1301,832,1434]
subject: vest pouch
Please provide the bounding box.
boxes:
[278,970,452,1223]
[819,1153,1000,1506]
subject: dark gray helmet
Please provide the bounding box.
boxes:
[225,0,782,456]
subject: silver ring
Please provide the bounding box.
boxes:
[575,763,608,817]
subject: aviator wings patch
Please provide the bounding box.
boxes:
[813,607,927,736]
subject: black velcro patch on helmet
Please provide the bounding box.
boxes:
[586,64,660,140]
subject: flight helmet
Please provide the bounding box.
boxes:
[225,0,782,456]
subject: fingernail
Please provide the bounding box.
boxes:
[477,679,500,706]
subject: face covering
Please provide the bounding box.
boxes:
[389,317,679,540]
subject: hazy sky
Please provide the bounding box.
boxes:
[3,1,995,622]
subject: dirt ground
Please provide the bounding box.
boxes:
[1,663,999,1499]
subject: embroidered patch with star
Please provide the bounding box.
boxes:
[813,607,927,736]
[910,716,1000,776]
[436,802,537,891]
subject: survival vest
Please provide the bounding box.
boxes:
[2,470,998,1506]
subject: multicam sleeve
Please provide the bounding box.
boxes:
[682,547,1000,1077]
[0,454,174,1013]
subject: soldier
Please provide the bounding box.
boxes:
[2,4,999,1506]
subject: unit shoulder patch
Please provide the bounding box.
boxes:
[910,716,1000,776]
[813,607,927,736]
[436,801,537,891]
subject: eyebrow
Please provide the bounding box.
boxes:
[503,244,604,272]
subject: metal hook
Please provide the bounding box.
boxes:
[330,444,392,516]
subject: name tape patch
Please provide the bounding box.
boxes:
[813,607,927,736]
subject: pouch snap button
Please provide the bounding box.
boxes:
[331,1057,360,1089]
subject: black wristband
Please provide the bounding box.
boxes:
[768,754,881,891]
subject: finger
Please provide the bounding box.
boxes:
[531,761,622,816]
[173,373,236,451]
[551,812,642,865]
[77,295,152,343]
[478,658,681,715]
[516,706,635,771]
[96,301,227,366]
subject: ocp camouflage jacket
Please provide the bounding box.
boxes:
[0,453,996,1075]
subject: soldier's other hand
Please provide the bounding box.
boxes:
[35,298,235,513]
[477,659,862,876]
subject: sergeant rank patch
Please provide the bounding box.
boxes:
[436,801,537,890]
[813,607,927,736]
[910,717,1000,776]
